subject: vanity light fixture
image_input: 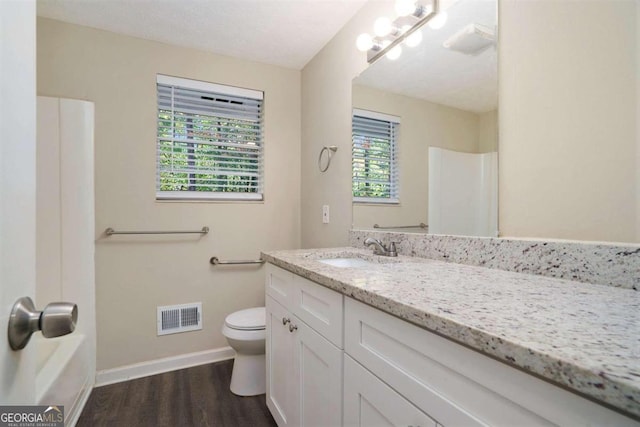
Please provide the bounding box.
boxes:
[356,0,441,64]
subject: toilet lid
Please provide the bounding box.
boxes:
[225,307,265,330]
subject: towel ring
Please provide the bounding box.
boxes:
[318,146,338,172]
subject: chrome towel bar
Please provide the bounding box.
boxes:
[373,223,428,230]
[210,256,265,266]
[105,226,209,236]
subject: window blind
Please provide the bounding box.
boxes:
[156,75,264,201]
[352,109,400,203]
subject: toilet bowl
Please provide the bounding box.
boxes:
[222,307,266,396]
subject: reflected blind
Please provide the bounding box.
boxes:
[156,75,264,200]
[352,109,400,203]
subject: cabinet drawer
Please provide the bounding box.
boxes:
[344,354,436,427]
[292,274,343,348]
[266,264,295,308]
[345,297,638,427]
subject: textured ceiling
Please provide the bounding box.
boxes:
[354,0,498,113]
[37,0,368,70]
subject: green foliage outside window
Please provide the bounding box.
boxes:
[352,135,393,198]
[157,110,260,193]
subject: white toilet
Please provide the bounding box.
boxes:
[222,307,266,396]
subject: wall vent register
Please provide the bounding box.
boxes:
[157,302,202,335]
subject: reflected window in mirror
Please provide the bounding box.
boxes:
[352,109,401,204]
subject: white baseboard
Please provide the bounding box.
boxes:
[95,346,235,387]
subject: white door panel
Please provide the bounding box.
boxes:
[0,0,37,404]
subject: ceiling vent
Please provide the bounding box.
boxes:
[157,302,202,336]
[443,23,495,55]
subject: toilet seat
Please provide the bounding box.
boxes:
[224,307,265,331]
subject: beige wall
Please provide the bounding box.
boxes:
[352,84,480,229]
[37,18,301,370]
[499,0,637,242]
[301,1,394,248]
[478,110,498,153]
[302,0,638,245]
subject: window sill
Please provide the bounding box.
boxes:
[353,197,400,205]
[156,191,263,202]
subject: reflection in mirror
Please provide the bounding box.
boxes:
[352,0,498,236]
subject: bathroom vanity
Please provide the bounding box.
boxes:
[263,248,639,426]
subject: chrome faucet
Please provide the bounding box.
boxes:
[364,237,398,257]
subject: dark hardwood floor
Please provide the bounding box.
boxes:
[77,359,277,427]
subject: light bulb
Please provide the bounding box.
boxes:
[395,0,416,17]
[374,16,393,37]
[405,29,422,47]
[356,33,374,52]
[386,45,402,60]
[428,11,448,30]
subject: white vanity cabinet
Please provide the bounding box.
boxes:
[265,264,343,427]
[344,297,638,427]
[265,262,639,427]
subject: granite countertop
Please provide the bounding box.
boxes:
[261,247,640,418]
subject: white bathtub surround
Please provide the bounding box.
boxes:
[36,335,91,427]
[350,230,640,290]
[36,97,96,425]
[261,247,640,418]
[428,147,498,237]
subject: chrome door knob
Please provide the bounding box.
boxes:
[40,302,78,338]
[8,297,78,350]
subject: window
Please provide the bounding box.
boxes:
[352,109,400,203]
[156,75,264,201]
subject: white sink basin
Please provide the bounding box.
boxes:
[318,258,374,268]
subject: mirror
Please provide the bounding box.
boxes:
[351,0,498,236]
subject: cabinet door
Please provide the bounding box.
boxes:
[292,316,343,427]
[266,296,298,427]
[344,355,437,427]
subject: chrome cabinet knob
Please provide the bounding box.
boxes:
[282,317,290,325]
[289,323,298,333]
[8,297,78,350]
